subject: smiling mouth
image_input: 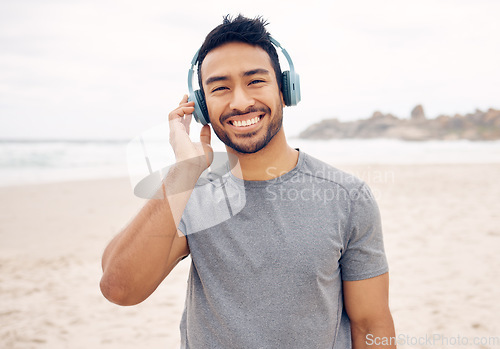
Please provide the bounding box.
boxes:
[229,115,263,127]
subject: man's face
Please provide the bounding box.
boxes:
[200,42,284,154]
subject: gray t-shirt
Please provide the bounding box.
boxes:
[178,151,388,349]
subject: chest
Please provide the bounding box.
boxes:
[188,192,349,284]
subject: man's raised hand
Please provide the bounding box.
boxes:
[168,95,213,173]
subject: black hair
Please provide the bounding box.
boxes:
[197,14,282,93]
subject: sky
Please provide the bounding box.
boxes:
[1,0,499,140]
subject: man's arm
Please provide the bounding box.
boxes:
[100,95,212,306]
[343,272,396,348]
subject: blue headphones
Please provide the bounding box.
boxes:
[187,37,301,125]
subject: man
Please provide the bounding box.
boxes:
[100,15,396,348]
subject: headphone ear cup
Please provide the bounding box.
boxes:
[282,71,291,106]
[194,89,210,125]
[282,70,301,106]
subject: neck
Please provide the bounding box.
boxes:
[227,129,299,181]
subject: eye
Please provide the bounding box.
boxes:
[249,79,265,85]
[212,86,229,93]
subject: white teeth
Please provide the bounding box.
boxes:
[232,116,261,127]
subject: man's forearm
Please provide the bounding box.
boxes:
[100,162,203,305]
[351,315,397,348]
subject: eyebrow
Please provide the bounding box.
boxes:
[205,68,270,86]
[243,68,270,77]
[205,75,229,86]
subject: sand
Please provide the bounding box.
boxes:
[1,163,499,348]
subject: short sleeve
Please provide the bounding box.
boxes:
[340,182,389,281]
[178,216,187,236]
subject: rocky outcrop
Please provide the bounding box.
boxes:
[299,106,500,141]
[411,105,426,121]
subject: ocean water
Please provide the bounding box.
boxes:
[1,138,499,187]
[0,140,129,187]
[290,138,500,165]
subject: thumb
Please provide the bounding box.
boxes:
[200,124,211,146]
[200,125,213,167]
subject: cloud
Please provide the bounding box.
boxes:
[1,0,499,139]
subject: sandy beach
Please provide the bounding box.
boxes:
[1,163,499,348]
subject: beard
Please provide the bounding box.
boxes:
[211,102,283,154]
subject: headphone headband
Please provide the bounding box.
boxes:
[187,37,300,125]
[268,37,295,72]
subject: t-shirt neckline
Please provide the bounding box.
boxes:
[227,149,305,188]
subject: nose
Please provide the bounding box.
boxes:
[229,85,254,112]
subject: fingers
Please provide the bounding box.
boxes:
[168,105,194,121]
[179,94,189,106]
[169,95,195,121]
